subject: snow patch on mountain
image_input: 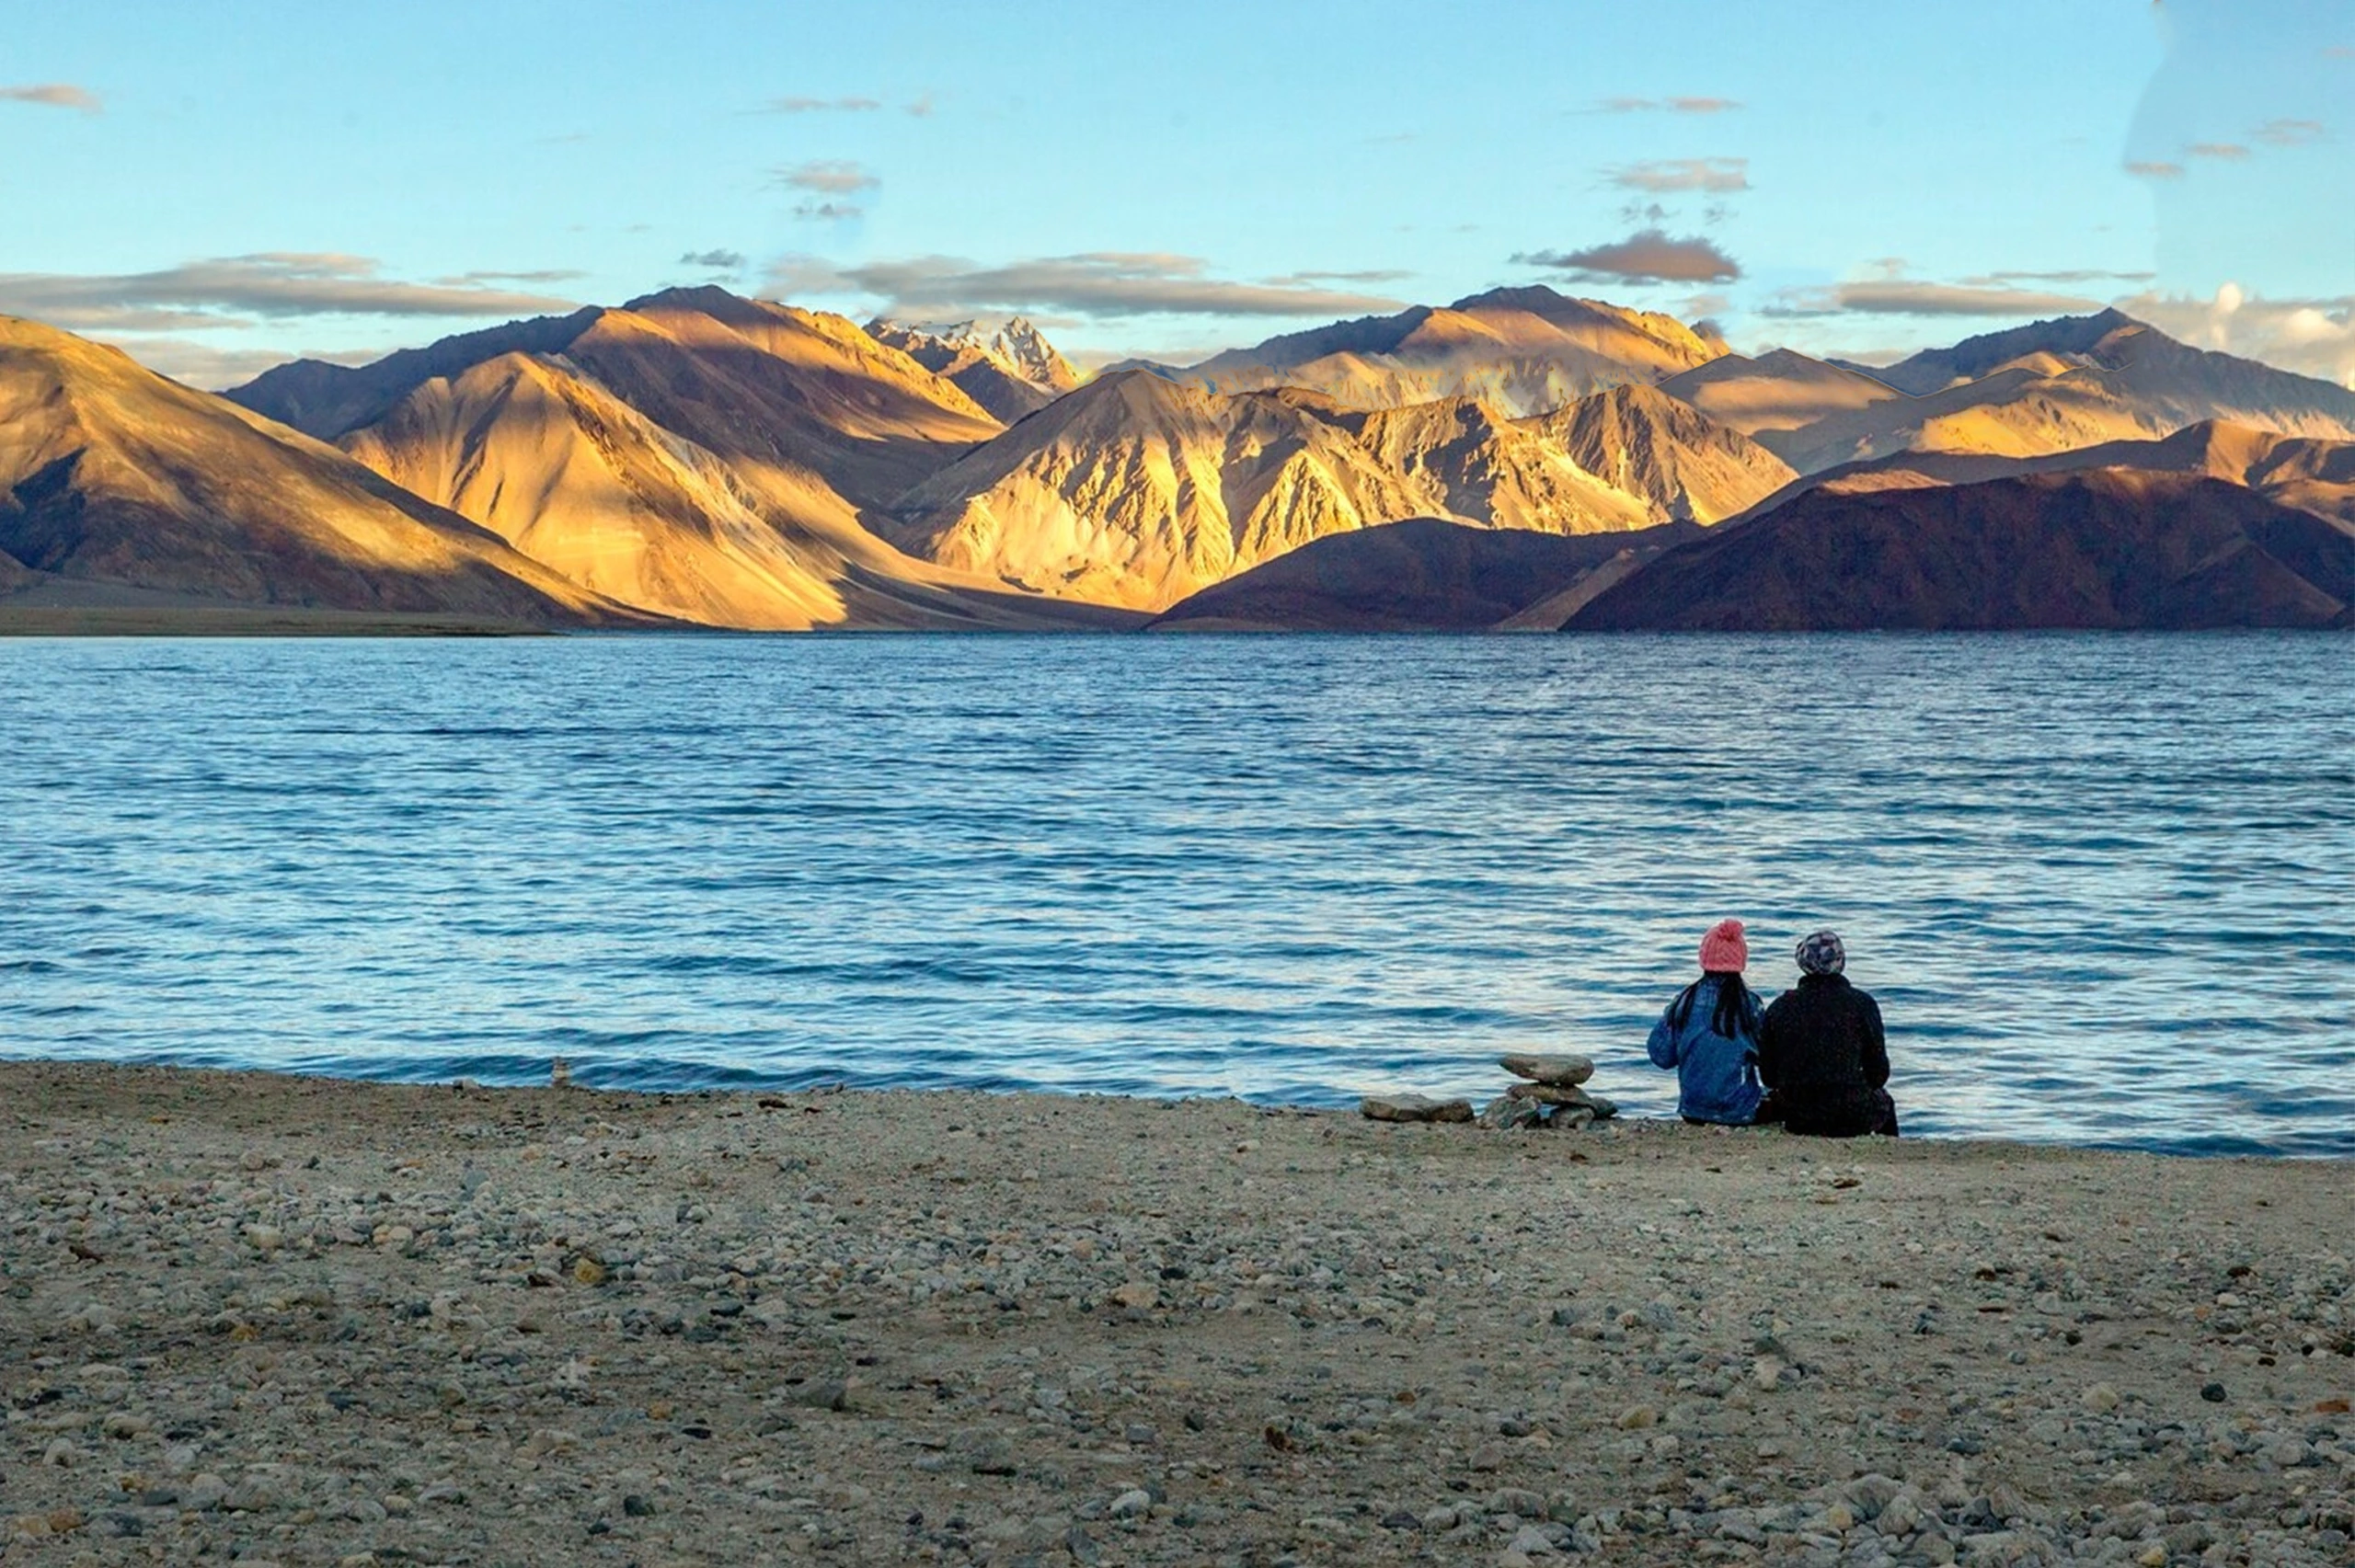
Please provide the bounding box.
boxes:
[866,315,1081,402]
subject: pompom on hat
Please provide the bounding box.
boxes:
[1797,929,1846,976]
[1698,918,1748,973]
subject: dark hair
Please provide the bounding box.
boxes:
[1669,971,1756,1041]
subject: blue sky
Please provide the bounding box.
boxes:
[4,0,2350,387]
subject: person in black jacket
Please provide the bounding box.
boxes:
[1757,930,1901,1138]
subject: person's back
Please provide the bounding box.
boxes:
[1647,919,1766,1126]
[1758,929,1899,1138]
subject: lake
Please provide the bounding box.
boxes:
[3,633,2350,1156]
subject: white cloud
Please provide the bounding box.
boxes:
[1598,96,1742,114]
[433,269,586,286]
[765,93,935,117]
[774,160,879,196]
[2120,283,2355,389]
[1835,281,2104,316]
[765,252,1407,320]
[1260,269,1415,286]
[0,83,100,113]
[766,96,881,114]
[2254,118,2326,147]
[0,254,580,332]
[1763,263,2105,319]
[1958,269,2155,287]
[1513,230,1741,283]
[1609,158,1749,194]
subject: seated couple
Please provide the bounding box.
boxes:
[1647,919,1901,1138]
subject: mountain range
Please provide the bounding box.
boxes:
[1736,417,2355,527]
[880,370,1790,608]
[1743,310,2355,475]
[6,282,2355,633]
[1171,286,1726,417]
[227,287,1127,630]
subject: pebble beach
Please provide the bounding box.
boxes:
[3,1061,2351,1567]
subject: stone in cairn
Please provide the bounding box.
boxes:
[1498,1053,1593,1086]
[1477,1096,1548,1131]
[1359,1093,1475,1125]
[1479,1054,1619,1130]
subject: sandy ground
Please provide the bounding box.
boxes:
[1,1062,2349,1567]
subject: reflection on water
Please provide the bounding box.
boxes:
[1,633,2349,1156]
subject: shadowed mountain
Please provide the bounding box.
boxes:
[1569,470,2355,631]
[1,315,628,626]
[222,309,603,436]
[1731,313,2355,475]
[1732,419,2355,528]
[880,371,1756,610]
[1175,285,1724,416]
[1867,308,2144,395]
[1523,383,1797,523]
[1148,516,1703,631]
[1656,349,1902,437]
[864,316,1081,423]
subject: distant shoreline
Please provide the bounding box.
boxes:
[0,604,555,637]
[6,613,2352,638]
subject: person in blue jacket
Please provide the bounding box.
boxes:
[1647,918,1767,1125]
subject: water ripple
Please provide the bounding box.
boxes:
[1,633,2350,1156]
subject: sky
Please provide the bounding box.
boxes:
[4,0,2351,388]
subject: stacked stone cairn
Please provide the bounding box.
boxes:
[1358,1053,1619,1130]
[1482,1053,1617,1129]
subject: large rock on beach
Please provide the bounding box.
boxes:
[1360,1093,1475,1124]
[1499,1053,1594,1086]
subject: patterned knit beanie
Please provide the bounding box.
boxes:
[1797,930,1846,976]
[1698,918,1748,973]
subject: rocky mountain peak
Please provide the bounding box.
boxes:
[865,315,1079,398]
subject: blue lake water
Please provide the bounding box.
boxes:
[2,633,2351,1157]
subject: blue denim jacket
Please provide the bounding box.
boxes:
[1647,974,1766,1125]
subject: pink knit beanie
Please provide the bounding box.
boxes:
[1698,918,1748,973]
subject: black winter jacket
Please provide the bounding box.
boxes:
[1758,974,1889,1137]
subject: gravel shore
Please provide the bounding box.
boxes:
[3,1061,2350,1566]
